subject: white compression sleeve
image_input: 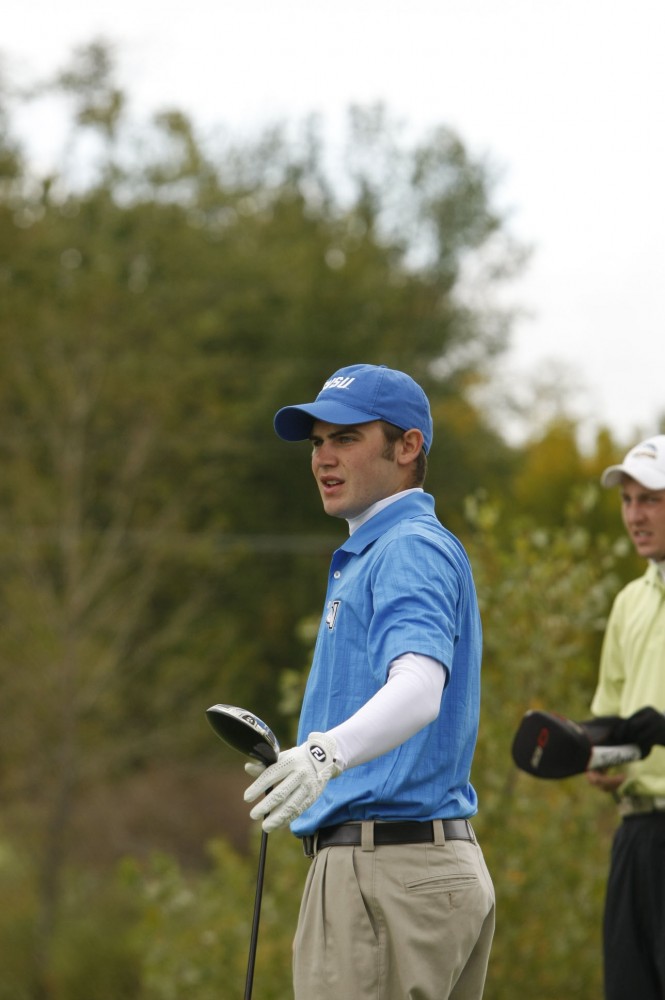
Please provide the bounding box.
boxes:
[326,653,446,770]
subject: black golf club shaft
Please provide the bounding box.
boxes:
[245,826,269,1000]
[205,706,280,1000]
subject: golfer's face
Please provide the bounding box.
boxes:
[620,476,665,562]
[309,420,404,520]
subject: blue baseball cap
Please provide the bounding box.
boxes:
[274,364,433,453]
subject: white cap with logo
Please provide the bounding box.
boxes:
[601,435,665,490]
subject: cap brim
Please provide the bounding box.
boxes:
[274,400,380,441]
[600,465,625,488]
[601,463,665,490]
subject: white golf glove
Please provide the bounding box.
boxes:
[243,732,342,832]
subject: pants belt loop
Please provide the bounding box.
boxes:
[361,820,375,852]
[432,819,446,846]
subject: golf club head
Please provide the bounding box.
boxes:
[511,709,592,778]
[206,704,280,765]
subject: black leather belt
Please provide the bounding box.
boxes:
[302,819,474,857]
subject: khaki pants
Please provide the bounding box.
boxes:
[293,823,495,1000]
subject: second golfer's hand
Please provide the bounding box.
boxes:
[244,732,342,832]
[586,769,625,793]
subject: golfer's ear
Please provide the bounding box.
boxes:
[397,429,424,464]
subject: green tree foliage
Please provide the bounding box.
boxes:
[0,38,642,1000]
[0,39,528,996]
[126,833,305,1000]
[3,494,622,1000]
[510,422,643,587]
[466,494,628,998]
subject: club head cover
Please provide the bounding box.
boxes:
[577,716,621,747]
[511,710,592,779]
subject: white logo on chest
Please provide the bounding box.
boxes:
[325,600,341,631]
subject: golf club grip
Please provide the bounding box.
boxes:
[588,743,642,769]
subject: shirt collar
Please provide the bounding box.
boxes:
[340,491,436,554]
[346,488,424,536]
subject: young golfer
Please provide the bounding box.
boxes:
[245,363,495,1000]
[587,435,665,1000]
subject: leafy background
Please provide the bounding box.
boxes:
[0,41,659,999]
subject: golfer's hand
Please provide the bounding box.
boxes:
[586,769,625,794]
[244,732,342,832]
[611,707,665,757]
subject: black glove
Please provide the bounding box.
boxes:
[609,707,665,758]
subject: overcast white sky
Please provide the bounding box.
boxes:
[3,0,664,448]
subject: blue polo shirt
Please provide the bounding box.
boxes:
[291,491,482,836]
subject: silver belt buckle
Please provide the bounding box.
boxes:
[303,831,319,857]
